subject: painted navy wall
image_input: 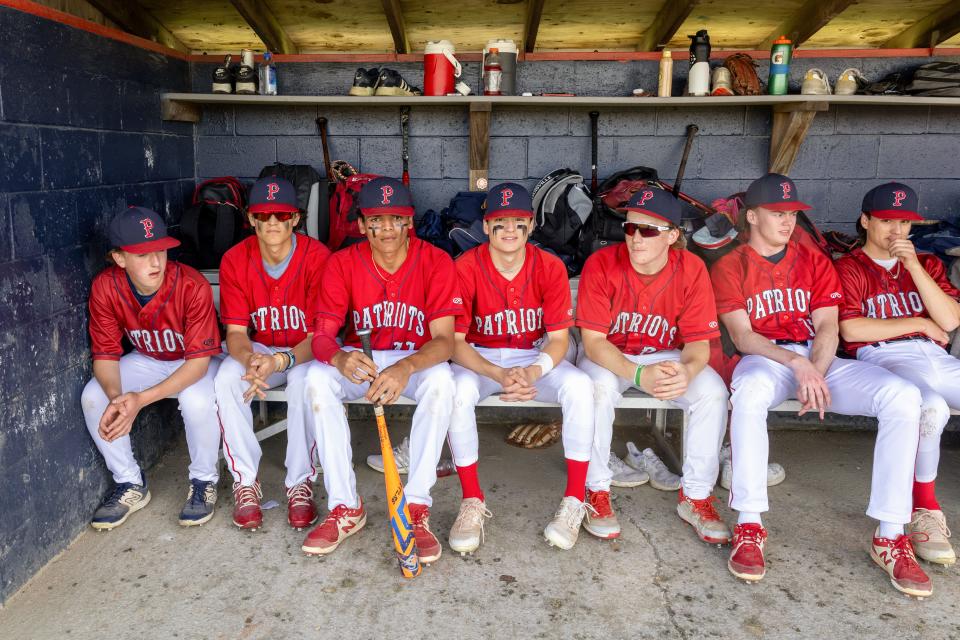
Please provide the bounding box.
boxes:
[0,6,193,602]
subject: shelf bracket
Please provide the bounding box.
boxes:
[469,102,492,191]
[768,100,828,175]
[162,97,201,123]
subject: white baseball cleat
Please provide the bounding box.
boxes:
[544,496,590,550]
[906,509,956,566]
[677,489,731,545]
[624,443,681,491]
[366,436,410,474]
[719,444,785,490]
[448,498,492,555]
[609,452,649,488]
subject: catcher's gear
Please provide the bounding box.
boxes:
[723,54,762,96]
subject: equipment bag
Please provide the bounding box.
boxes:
[530,169,593,255]
[577,166,661,263]
[178,176,249,270]
[327,161,379,251]
[258,163,327,242]
[906,61,960,97]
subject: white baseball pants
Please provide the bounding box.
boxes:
[81,352,221,484]
[578,349,729,498]
[215,342,317,489]
[304,350,454,510]
[729,343,922,524]
[450,347,594,466]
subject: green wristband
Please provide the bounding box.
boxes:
[634,364,645,387]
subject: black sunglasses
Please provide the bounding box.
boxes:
[622,221,673,238]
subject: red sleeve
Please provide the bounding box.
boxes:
[312,252,350,364]
[218,247,249,327]
[182,275,221,359]
[574,252,615,333]
[835,257,867,321]
[541,253,574,331]
[677,254,721,342]
[454,255,477,334]
[423,248,462,323]
[88,272,123,361]
[809,250,843,311]
[920,253,960,299]
[710,253,747,315]
[303,239,332,331]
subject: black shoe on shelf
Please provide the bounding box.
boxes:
[374,68,422,96]
[235,63,259,95]
[212,54,234,94]
[349,67,381,96]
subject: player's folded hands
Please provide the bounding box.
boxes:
[100,392,144,441]
[498,367,537,402]
[651,361,690,400]
[790,358,830,419]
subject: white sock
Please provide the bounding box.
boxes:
[738,512,762,526]
[878,521,903,539]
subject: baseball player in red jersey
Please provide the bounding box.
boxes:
[448,183,592,553]
[81,207,221,530]
[302,177,460,562]
[577,188,731,547]
[712,173,930,596]
[836,182,960,567]
[216,177,331,531]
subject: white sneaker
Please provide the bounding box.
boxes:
[544,496,590,550]
[448,498,492,555]
[366,436,410,474]
[718,444,786,490]
[609,452,649,488]
[801,68,831,95]
[624,443,681,491]
[711,66,734,96]
[835,68,865,95]
[906,508,956,565]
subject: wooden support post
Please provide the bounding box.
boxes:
[637,0,700,52]
[161,98,201,123]
[768,101,828,175]
[759,0,855,50]
[881,4,960,49]
[86,0,188,53]
[380,0,410,55]
[229,0,299,54]
[469,102,491,192]
[524,0,547,53]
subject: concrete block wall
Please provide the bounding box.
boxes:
[191,57,960,231]
[0,6,193,602]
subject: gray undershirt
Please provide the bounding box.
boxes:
[263,234,296,279]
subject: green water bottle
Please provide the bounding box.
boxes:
[768,35,792,95]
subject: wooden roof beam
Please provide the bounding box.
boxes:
[524,0,546,53]
[637,0,700,52]
[380,0,409,54]
[759,0,856,50]
[882,3,960,49]
[229,0,299,54]
[85,0,188,53]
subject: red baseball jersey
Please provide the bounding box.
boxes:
[455,244,573,349]
[576,245,720,354]
[219,235,331,348]
[312,238,461,361]
[711,240,843,341]
[836,248,960,354]
[89,262,220,362]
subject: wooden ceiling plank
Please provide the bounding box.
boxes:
[524,0,547,53]
[229,0,299,54]
[759,0,856,50]
[85,0,188,53]
[637,0,700,52]
[882,3,960,49]
[381,0,409,54]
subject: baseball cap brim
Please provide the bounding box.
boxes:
[867,209,924,221]
[483,209,534,220]
[119,236,180,253]
[748,200,812,212]
[360,206,415,217]
[248,202,301,214]
[624,207,677,226]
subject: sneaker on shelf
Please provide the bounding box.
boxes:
[835,68,866,95]
[349,67,381,96]
[583,489,621,539]
[728,523,767,581]
[408,503,442,563]
[624,443,681,491]
[366,436,410,474]
[870,529,933,597]
[91,472,151,530]
[286,481,319,530]
[543,496,589,550]
[212,54,234,94]
[235,62,259,95]
[906,508,956,565]
[178,478,217,526]
[302,499,367,555]
[374,69,422,96]
[719,443,786,490]
[448,497,493,555]
[801,68,831,95]
[677,489,731,545]
[711,66,734,96]
[609,451,649,488]
[232,480,263,530]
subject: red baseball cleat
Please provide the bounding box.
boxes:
[408,503,442,563]
[728,523,767,581]
[302,500,366,556]
[870,530,933,598]
[232,481,263,530]
[583,489,621,539]
[286,481,318,530]
[677,489,731,545]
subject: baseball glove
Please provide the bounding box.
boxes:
[723,54,762,96]
[505,422,561,449]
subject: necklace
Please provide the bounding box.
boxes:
[372,258,393,281]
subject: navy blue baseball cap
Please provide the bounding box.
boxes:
[359,177,414,217]
[248,176,299,214]
[744,173,812,212]
[109,206,179,253]
[485,182,533,220]
[862,182,922,221]
[624,187,682,226]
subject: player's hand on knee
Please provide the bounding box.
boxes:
[791,358,830,418]
[652,361,690,400]
[241,373,269,403]
[333,350,378,385]
[367,361,413,405]
[98,403,123,440]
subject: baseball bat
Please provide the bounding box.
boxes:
[589,111,599,193]
[673,123,698,197]
[400,107,410,186]
[357,329,421,579]
[316,116,334,182]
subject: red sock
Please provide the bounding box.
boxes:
[564,459,589,500]
[913,480,940,511]
[456,463,484,501]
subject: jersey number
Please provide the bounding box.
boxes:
[393,341,416,350]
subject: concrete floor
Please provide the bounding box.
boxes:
[2,420,960,640]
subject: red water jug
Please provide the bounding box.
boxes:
[423,40,461,96]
